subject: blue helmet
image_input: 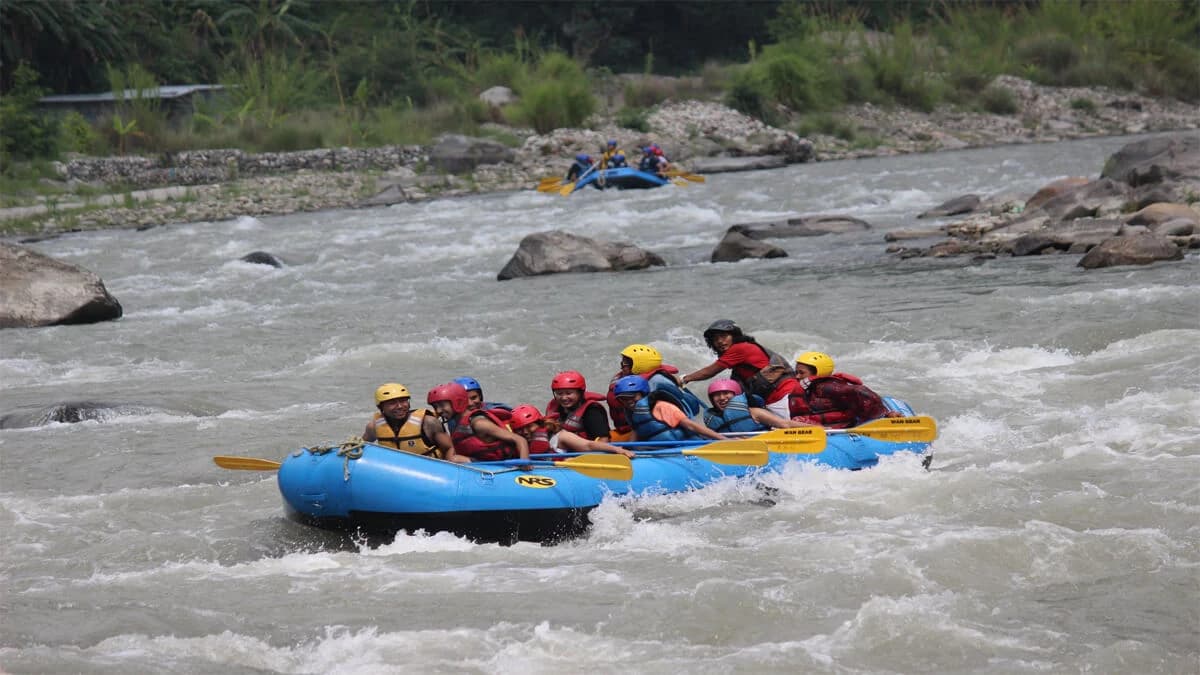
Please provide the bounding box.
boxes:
[453,376,482,393]
[576,153,589,163]
[613,375,649,397]
[607,139,617,147]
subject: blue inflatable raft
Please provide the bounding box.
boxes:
[572,167,671,191]
[276,429,931,544]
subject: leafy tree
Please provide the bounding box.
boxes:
[0,64,59,161]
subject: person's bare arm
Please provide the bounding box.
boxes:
[681,361,724,385]
[677,417,725,440]
[750,407,800,429]
[472,416,530,460]
[556,430,635,458]
[422,414,454,454]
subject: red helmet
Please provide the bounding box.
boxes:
[550,370,586,391]
[426,382,470,414]
[508,404,544,431]
[707,378,742,399]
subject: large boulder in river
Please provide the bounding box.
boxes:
[712,228,787,262]
[918,194,982,219]
[1078,233,1184,269]
[429,134,516,174]
[0,243,123,329]
[497,230,665,281]
[1101,133,1200,187]
[732,215,872,239]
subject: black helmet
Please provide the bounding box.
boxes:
[704,319,740,337]
[703,319,743,349]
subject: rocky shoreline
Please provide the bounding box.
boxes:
[2,76,1197,242]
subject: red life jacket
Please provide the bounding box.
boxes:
[546,391,607,439]
[526,423,553,455]
[607,374,632,433]
[791,372,887,429]
[450,408,517,461]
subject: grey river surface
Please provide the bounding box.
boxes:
[2,135,1198,673]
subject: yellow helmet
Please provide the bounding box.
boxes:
[374,383,411,404]
[795,351,834,377]
[621,343,662,374]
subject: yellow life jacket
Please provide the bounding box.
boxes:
[371,409,441,458]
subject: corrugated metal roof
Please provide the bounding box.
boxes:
[39,85,225,104]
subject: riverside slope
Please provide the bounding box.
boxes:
[3,75,1196,238]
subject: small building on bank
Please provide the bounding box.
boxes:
[37,85,226,124]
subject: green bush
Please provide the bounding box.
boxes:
[58,112,104,155]
[0,64,60,162]
[510,54,595,133]
[616,107,650,133]
[725,67,773,122]
[514,80,596,134]
[979,85,1019,115]
[1069,97,1097,112]
[1015,33,1081,83]
[623,79,672,108]
[759,53,821,112]
[474,53,526,90]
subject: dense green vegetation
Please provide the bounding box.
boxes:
[1,0,1197,168]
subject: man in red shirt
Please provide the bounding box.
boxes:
[680,319,798,420]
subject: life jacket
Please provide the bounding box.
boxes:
[370,409,441,458]
[703,393,766,433]
[793,372,887,429]
[644,367,703,418]
[545,391,607,439]
[735,342,797,401]
[450,408,517,461]
[566,159,591,181]
[607,373,633,434]
[525,423,553,455]
[447,403,510,433]
[628,396,690,442]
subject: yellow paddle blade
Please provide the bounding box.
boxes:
[665,170,706,183]
[536,183,563,193]
[841,416,938,443]
[538,176,563,185]
[682,440,768,466]
[559,182,578,196]
[756,426,828,454]
[670,177,689,187]
[214,456,281,471]
[559,453,632,480]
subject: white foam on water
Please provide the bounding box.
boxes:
[0,356,206,389]
[928,343,1077,378]
[1014,283,1198,307]
[357,529,479,556]
[231,215,264,230]
[61,620,722,674]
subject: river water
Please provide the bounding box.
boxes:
[2,134,1197,673]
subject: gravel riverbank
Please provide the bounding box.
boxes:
[3,76,1196,240]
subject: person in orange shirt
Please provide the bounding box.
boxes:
[611,376,725,442]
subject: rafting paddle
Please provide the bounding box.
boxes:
[665,169,706,183]
[753,426,828,454]
[633,440,768,466]
[726,416,938,444]
[537,440,770,467]
[483,453,633,480]
[213,456,281,471]
[833,416,938,442]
